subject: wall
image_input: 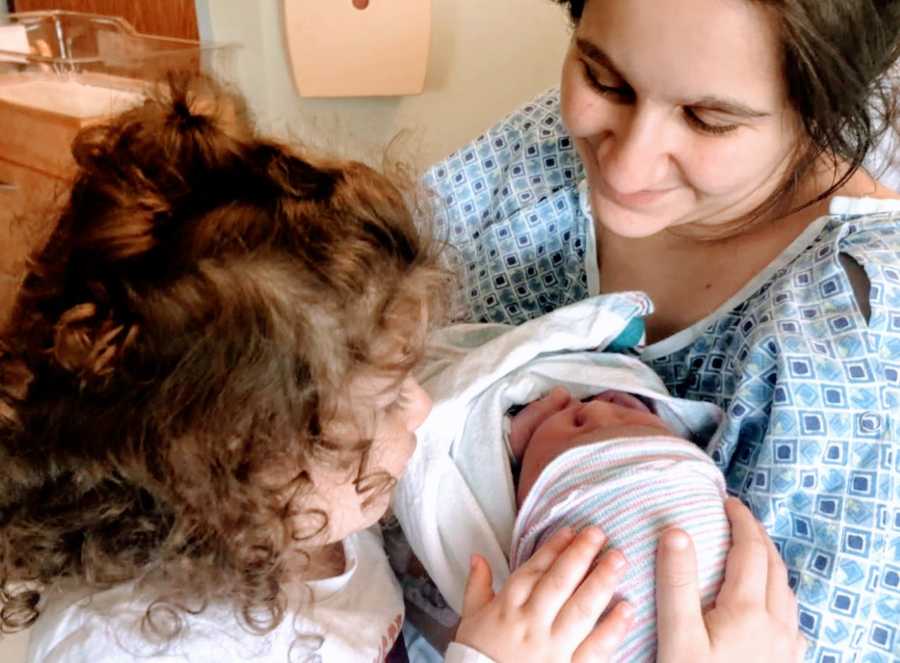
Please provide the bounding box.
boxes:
[198,0,571,168]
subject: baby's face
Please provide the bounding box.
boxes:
[510,386,673,506]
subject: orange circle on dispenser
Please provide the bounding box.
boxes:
[352,0,369,9]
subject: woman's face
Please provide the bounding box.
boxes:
[560,0,803,237]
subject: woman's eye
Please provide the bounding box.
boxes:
[581,62,631,100]
[684,107,740,136]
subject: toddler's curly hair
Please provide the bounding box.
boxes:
[0,73,447,642]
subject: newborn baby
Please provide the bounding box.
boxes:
[506,386,730,662]
[395,294,732,662]
[510,387,673,506]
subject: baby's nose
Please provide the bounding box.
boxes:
[573,399,623,428]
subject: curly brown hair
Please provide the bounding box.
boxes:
[0,73,448,644]
[551,0,900,233]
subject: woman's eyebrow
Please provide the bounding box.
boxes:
[575,37,771,119]
[691,96,771,119]
[575,38,625,79]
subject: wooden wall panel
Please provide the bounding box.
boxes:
[10,0,199,41]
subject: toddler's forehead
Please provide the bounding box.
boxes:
[322,368,408,432]
[347,370,406,407]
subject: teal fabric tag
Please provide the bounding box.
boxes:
[606,317,645,353]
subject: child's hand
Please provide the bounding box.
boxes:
[656,497,808,663]
[453,526,633,663]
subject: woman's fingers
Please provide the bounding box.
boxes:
[462,554,495,618]
[526,526,608,618]
[794,633,810,663]
[571,601,634,663]
[762,524,798,629]
[655,528,707,656]
[552,547,628,638]
[715,497,769,609]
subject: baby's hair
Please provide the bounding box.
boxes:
[0,72,447,642]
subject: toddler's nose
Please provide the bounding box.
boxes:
[403,378,432,432]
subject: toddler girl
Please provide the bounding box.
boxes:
[0,75,631,662]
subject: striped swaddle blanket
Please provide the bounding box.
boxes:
[511,435,730,663]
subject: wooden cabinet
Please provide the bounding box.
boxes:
[0,157,67,274]
[0,82,85,326]
[0,9,222,326]
[10,0,199,41]
[0,157,70,327]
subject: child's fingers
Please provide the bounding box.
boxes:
[655,528,707,656]
[571,601,634,663]
[552,548,627,638]
[462,554,495,617]
[525,526,607,619]
[716,498,769,609]
[502,527,579,606]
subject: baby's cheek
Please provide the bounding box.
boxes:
[516,449,540,509]
[508,409,533,460]
[515,431,575,508]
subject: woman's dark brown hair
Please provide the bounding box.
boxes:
[0,73,447,644]
[553,0,900,233]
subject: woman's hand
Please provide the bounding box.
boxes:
[454,526,633,663]
[656,497,808,663]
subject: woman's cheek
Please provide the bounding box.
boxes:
[687,136,761,195]
[560,70,605,137]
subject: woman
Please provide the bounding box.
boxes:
[425,0,899,660]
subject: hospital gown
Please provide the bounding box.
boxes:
[424,88,900,663]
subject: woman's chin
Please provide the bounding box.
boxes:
[591,196,680,239]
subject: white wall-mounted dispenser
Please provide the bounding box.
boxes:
[283,0,431,98]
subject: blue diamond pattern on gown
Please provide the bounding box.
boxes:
[424,88,900,662]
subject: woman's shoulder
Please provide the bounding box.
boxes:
[645,193,900,362]
[423,88,583,214]
[421,89,594,325]
[824,193,900,242]
[825,171,900,212]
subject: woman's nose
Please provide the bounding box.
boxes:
[597,107,669,193]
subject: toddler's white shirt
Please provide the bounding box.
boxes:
[26,528,405,662]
